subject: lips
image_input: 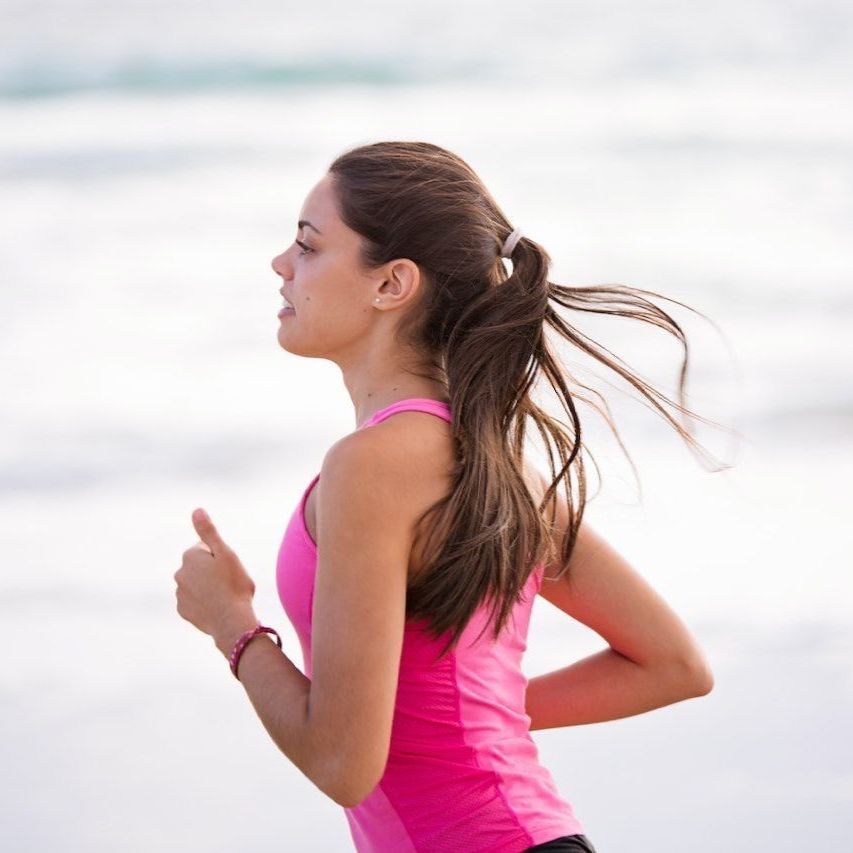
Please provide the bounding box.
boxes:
[278,288,295,319]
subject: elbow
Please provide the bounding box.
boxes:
[694,665,715,696]
[677,654,715,696]
[330,775,380,810]
[334,787,372,810]
[320,754,384,810]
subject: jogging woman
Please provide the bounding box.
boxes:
[175,140,722,852]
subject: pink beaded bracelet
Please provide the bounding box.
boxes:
[229,623,282,680]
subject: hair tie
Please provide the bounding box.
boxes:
[500,226,523,259]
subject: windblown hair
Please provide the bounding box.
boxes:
[327,140,736,662]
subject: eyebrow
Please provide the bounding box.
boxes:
[298,219,323,236]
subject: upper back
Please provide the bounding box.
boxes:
[352,398,548,587]
[300,396,549,588]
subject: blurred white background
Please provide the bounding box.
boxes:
[1,1,851,851]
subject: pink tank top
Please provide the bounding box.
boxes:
[276,398,586,852]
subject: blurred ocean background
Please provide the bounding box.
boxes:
[1,1,851,850]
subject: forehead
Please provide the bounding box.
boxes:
[299,173,339,234]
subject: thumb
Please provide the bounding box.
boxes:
[192,508,228,555]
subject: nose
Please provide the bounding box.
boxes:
[271,251,290,278]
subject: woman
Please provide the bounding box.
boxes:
[175,140,724,852]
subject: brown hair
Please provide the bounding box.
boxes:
[327,140,738,661]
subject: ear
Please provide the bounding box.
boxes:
[378,258,422,310]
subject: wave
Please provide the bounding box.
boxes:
[0,56,494,100]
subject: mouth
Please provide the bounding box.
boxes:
[278,294,295,318]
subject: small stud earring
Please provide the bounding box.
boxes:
[374,297,381,303]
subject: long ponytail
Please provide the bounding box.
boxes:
[328,140,738,661]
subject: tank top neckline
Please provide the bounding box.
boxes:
[298,397,452,552]
[357,396,451,431]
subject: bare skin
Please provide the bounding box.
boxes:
[271,171,448,427]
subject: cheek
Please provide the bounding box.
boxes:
[321,294,367,327]
[309,273,365,318]
[294,259,369,324]
[316,291,373,343]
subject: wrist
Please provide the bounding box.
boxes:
[213,607,260,657]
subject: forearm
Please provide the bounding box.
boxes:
[213,613,333,797]
[525,646,708,731]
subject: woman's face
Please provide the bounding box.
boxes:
[271,172,382,360]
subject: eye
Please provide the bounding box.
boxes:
[295,239,313,255]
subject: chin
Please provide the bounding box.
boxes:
[276,322,296,352]
[277,323,319,358]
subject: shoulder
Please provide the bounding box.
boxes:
[322,411,454,492]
